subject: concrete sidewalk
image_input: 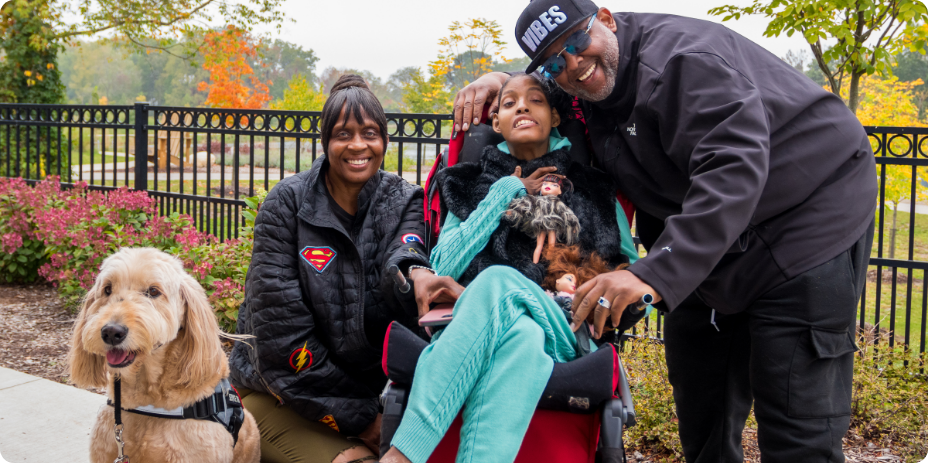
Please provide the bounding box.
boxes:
[0,367,103,462]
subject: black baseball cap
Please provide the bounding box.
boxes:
[516,0,600,73]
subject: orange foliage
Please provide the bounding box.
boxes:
[197,26,272,109]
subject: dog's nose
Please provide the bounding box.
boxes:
[101,324,128,346]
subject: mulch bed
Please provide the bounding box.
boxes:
[0,282,912,462]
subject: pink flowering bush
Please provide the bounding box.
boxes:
[0,177,265,332]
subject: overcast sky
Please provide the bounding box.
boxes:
[266,0,811,81]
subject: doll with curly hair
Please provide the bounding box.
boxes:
[540,244,628,355]
[505,174,581,264]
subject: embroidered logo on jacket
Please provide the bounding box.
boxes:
[401,233,423,245]
[300,246,336,273]
[289,342,313,373]
[320,415,340,432]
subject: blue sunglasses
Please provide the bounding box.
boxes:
[541,15,596,79]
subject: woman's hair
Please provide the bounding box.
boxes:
[497,72,574,120]
[320,74,389,154]
[541,244,625,292]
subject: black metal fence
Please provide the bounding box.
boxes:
[0,103,450,241]
[1,103,926,355]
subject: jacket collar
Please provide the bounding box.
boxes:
[297,155,382,232]
[496,128,572,155]
[481,144,574,181]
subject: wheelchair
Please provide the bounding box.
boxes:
[378,107,639,463]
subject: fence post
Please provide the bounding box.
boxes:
[134,102,149,191]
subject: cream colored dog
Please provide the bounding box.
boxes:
[68,247,260,463]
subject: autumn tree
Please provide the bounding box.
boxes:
[709,0,928,113]
[432,18,508,91]
[399,18,510,114]
[401,67,453,114]
[197,26,271,110]
[0,0,67,178]
[17,0,285,55]
[269,73,325,112]
[0,0,65,103]
[855,76,928,258]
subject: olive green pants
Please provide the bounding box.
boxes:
[238,387,368,463]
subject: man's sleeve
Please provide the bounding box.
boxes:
[627,53,769,310]
[246,185,376,435]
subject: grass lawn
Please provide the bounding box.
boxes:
[70,152,134,166]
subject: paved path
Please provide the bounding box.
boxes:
[0,367,103,462]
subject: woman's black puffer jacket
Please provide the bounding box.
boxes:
[230,155,429,435]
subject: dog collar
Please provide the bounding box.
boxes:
[108,377,245,446]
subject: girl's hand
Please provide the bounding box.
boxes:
[409,268,465,319]
[512,166,558,195]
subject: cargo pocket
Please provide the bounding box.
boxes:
[787,328,858,418]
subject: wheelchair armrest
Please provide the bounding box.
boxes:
[616,356,636,428]
[383,322,619,414]
[538,346,616,414]
[380,382,408,457]
[382,322,429,384]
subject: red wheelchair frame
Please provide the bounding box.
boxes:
[378,107,638,462]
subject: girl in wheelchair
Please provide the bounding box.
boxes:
[381,72,641,463]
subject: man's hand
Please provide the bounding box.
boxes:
[452,72,509,134]
[512,166,558,195]
[357,413,382,454]
[571,270,662,338]
[410,268,465,318]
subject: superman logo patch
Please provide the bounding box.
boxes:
[300,246,336,273]
[319,414,339,432]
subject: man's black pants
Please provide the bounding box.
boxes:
[663,227,872,463]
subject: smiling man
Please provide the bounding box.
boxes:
[453,1,877,462]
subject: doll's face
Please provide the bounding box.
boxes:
[541,181,562,196]
[556,273,577,294]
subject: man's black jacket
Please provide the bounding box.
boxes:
[229,156,429,435]
[583,13,877,313]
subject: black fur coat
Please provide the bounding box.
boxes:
[436,145,628,287]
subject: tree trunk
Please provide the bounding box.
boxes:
[848,71,863,114]
[890,203,898,259]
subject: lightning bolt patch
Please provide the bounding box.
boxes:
[288,342,313,373]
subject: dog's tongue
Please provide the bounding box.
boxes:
[106,349,129,365]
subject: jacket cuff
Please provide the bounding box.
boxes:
[627,259,681,311]
[392,409,445,463]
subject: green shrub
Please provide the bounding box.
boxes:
[0,176,264,330]
[851,328,928,462]
[622,333,683,460]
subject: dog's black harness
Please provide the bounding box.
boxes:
[108,377,245,446]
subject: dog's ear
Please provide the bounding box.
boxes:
[68,289,107,388]
[175,275,225,387]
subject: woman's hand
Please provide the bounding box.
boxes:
[357,413,382,454]
[410,268,465,318]
[512,166,558,195]
[452,72,509,134]
[570,270,662,338]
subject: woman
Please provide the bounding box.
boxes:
[230,75,459,463]
[380,73,643,463]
